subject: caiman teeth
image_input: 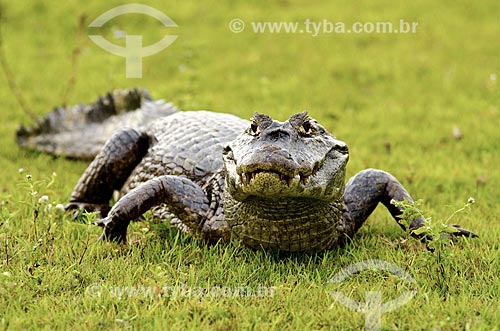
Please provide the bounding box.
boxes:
[311,161,322,176]
[240,170,302,187]
[299,173,308,185]
[239,169,321,187]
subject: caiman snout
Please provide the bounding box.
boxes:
[236,146,301,177]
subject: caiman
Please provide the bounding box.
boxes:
[16,88,477,252]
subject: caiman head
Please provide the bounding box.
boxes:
[222,111,349,252]
[223,111,349,202]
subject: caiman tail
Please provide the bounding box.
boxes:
[16,88,177,160]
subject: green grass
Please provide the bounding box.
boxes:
[0,0,499,330]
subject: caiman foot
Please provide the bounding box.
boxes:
[96,217,128,243]
[416,223,478,241]
[65,202,111,220]
[447,224,478,238]
[416,224,478,252]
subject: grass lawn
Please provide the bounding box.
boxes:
[0,0,499,330]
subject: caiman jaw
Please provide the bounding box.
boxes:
[238,161,323,187]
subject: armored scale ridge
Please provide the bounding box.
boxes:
[17,88,477,253]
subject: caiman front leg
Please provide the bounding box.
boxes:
[342,169,477,240]
[66,128,150,218]
[96,175,209,243]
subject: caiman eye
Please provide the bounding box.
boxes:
[298,120,315,136]
[246,122,261,136]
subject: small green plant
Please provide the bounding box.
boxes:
[391,198,476,295]
[76,211,99,265]
[16,169,65,240]
[391,197,475,250]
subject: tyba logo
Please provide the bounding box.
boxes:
[88,4,178,78]
[328,260,417,331]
